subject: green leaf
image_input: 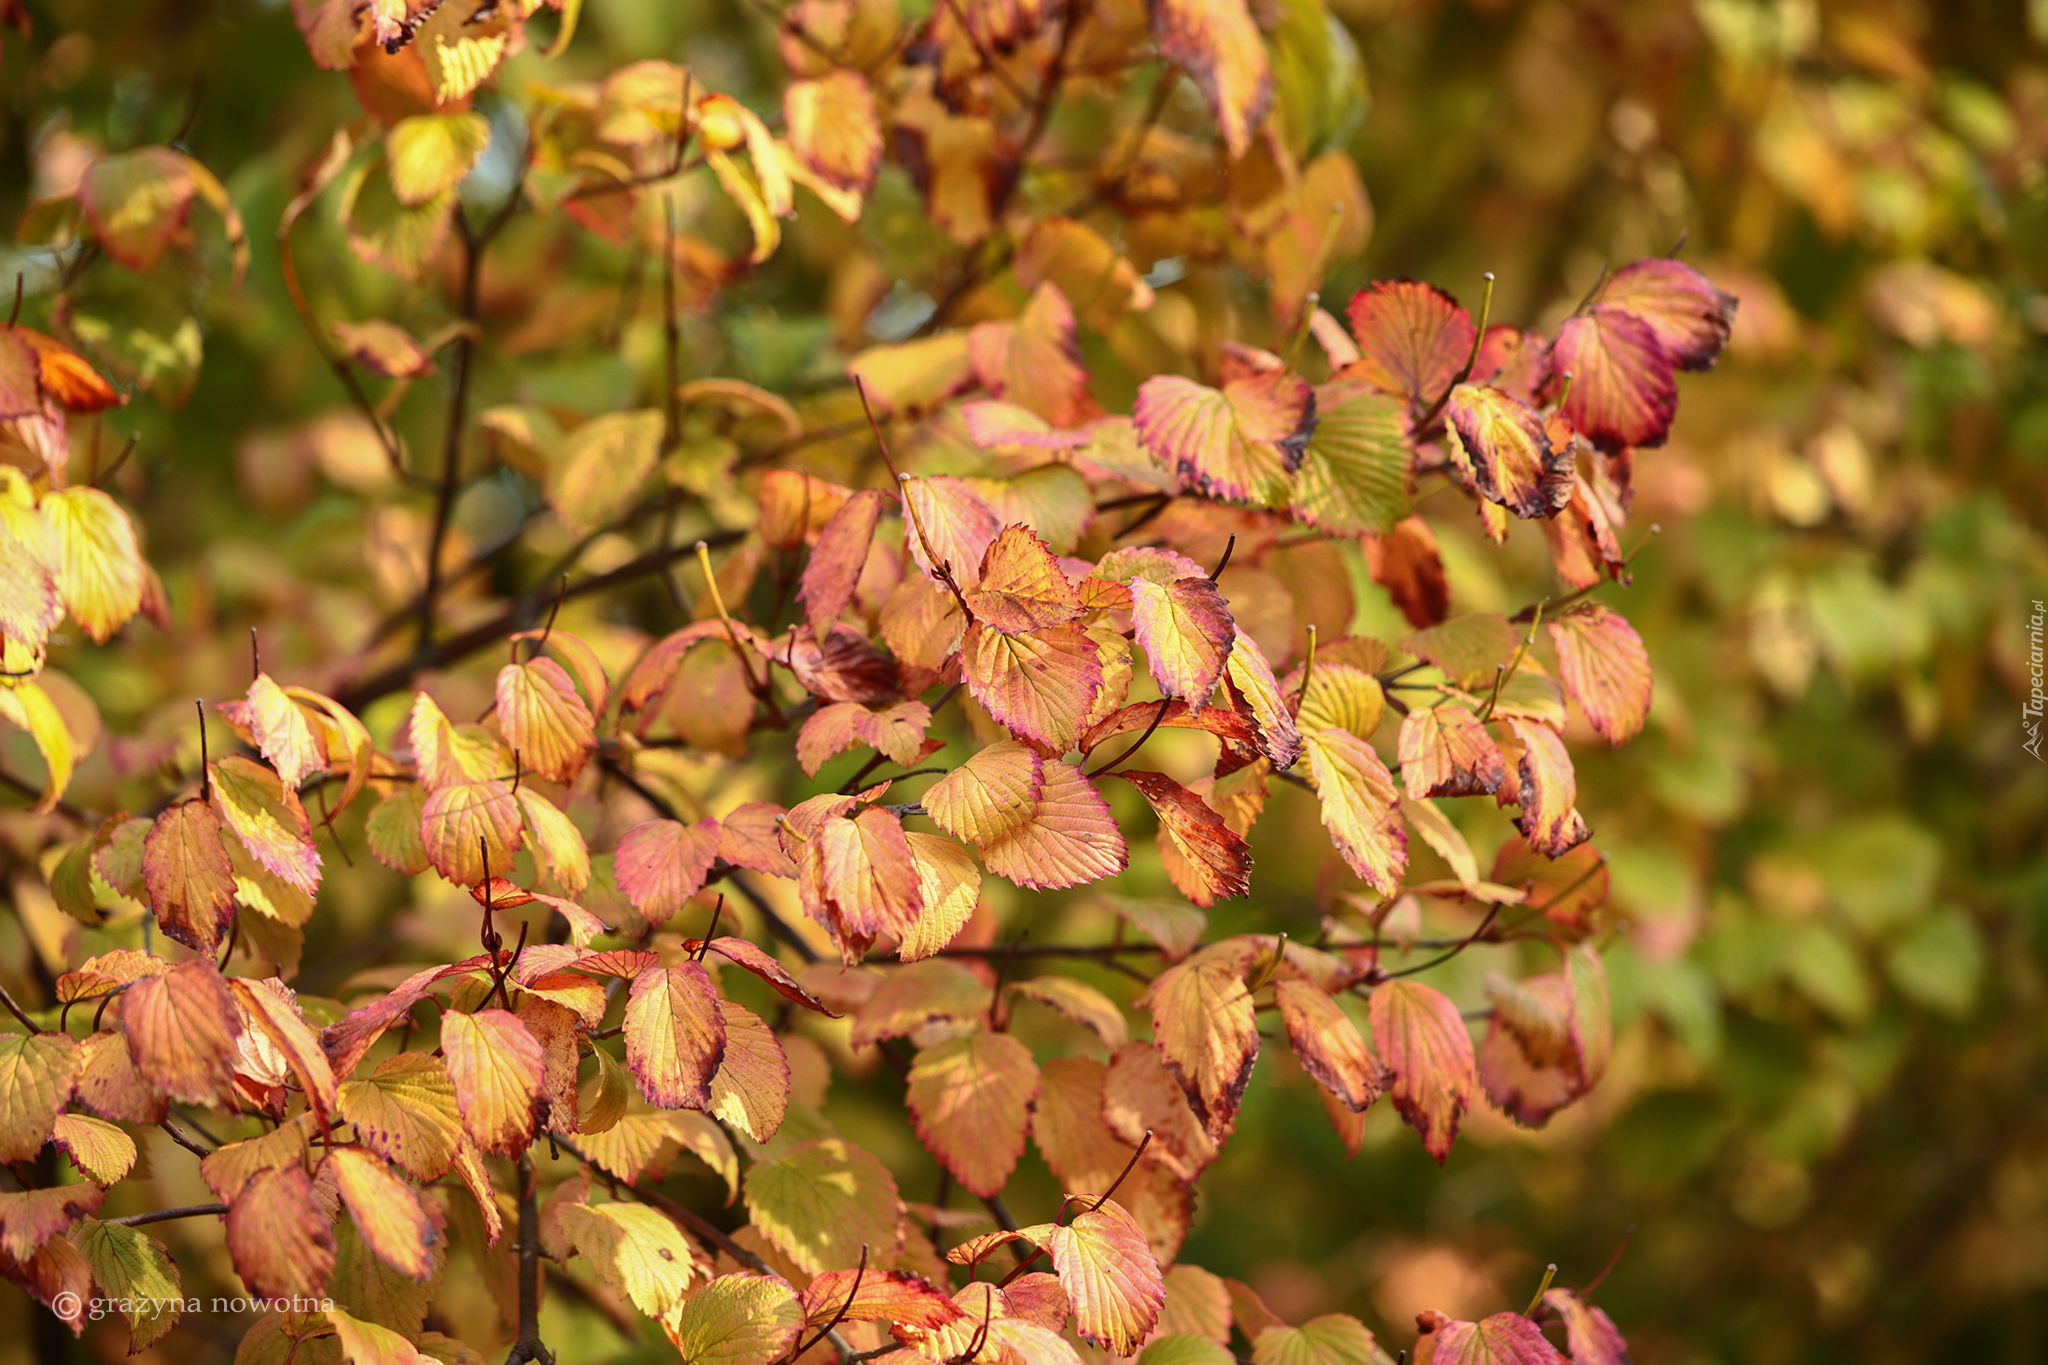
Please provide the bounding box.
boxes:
[666,1272,803,1365]
[386,113,491,207]
[76,1219,184,1351]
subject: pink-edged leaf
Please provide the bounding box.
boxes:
[1445,384,1572,519]
[1115,770,1251,906]
[616,818,723,923]
[1368,980,1476,1162]
[1596,257,1736,371]
[1303,728,1407,894]
[969,282,1092,428]
[902,475,1001,591]
[1546,604,1651,745]
[496,655,596,784]
[1499,719,1590,858]
[979,760,1127,891]
[1398,703,1505,798]
[1133,371,1315,507]
[440,1008,544,1156]
[721,803,799,879]
[1130,576,1234,712]
[907,1030,1040,1198]
[624,962,728,1110]
[966,524,1082,635]
[1414,1311,1567,1365]
[1274,979,1386,1113]
[1044,1197,1165,1354]
[963,621,1104,755]
[1540,1289,1629,1365]
[800,489,887,638]
[705,937,839,1016]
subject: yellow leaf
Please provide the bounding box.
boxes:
[331,1147,439,1284]
[386,112,490,207]
[559,1200,701,1317]
[665,1271,804,1365]
[41,487,143,643]
[0,680,74,810]
[0,1031,79,1161]
[742,1137,901,1274]
[440,1009,544,1156]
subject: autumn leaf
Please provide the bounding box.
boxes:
[1546,604,1652,745]
[1303,728,1407,894]
[786,70,883,194]
[420,779,523,886]
[1596,257,1736,371]
[967,524,1083,635]
[1131,575,1235,711]
[1401,614,1518,691]
[559,1201,700,1318]
[924,740,1044,846]
[229,976,339,1126]
[970,283,1093,428]
[1341,280,1475,411]
[616,818,723,925]
[709,1000,791,1142]
[330,1146,438,1283]
[743,1137,901,1274]
[1291,379,1413,537]
[1398,703,1505,799]
[1275,981,1386,1113]
[1365,517,1450,630]
[900,474,1001,589]
[441,1008,544,1156]
[901,832,983,961]
[1444,384,1573,520]
[963,621,1104,755]
[1413,1311,1567,1365]
[340,1051,465,1182]
[121,958,241,1108]
[1007,976,1129,1050]
[1551,307,1676,453]
[142,797,238,953]
[1116,770,1252,906]
[624,962,728,1111]
[76,1220,183,1351]
[43,487,145,643]
[386,111,489,205]
[226,1164,335,1301]
[550,409,665,534]
[800,1267,965,1331]
[1251,1314,1392,1365]
[908,1030,1040,1197]
[497,655,597,783]
[0,1032,78,1162]
[1143,950,1259,1141]
[211,754,322,895]
[1368,980,1477,1162]
[801,806,925,955]
[978,760,1129,891]
[1499,718,1591,858]
[666,1271,805,1365]
[1539,1289,1629,1365]
[1150,0,1271,159]
[1042,1197,1165,1354]
[799,489,886,638]
[849,959,992,1049]
[1134,370,1315,507]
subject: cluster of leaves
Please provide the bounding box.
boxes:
[14,0,2037,1362]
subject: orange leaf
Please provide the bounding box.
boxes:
[967,524,1083,635]
[1006,976,1128,1050]
[1142,954,1258,1143]
[1223,630,1302,769]
[225,1165,334,1301]
[1499,718,1590,858]
[798,489,886,639]
[1102,1039,1216,1180]
[1150,0,1271,160]
[907,1029,1039,1197]
[1368,980,1476,1163]
[1341,280,1474,411]
[1275,980,1386,1113]
[1397,703,1504,799]
[1546,604,1652,745]
[969,283,1092,428]
[849,959,991,1050]
[801,806,925,957]
[229,976,339,1127]
[330,1146,438,1283]
[1364,516,1449,630]
[496,655,596,784]
[709,999,790,1143]
[1115,770,1251,907]
[624,962,727,1110]
[1303,728,1407,894]
[721,803,799,879]
[441,1008,544,1156]
[142,798,238,954]
[963,621,1103,755]
[785,70,883,194]
[901,831,983,961]
[924,739,1043,846]
[119,959,241,1108]
[978,760,1127,891]
[799,1267,965,1330]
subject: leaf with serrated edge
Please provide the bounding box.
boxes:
[440,1008,543,1156]
[138,797,237,954]
[1341,280,1474,408]
[709,1000,790,1143]
[967,524,1082,634]
[850,959,991,1049]
[1251,1314,1391,1365]
[1223,630,1303,769]
[1500,718,1590,857]
[43,487,144,643]
[76,1220,184,1351]
[625,962,727,1111]
[230,976,339,1126]
[800,1267,964,1330]
[1150,0,1270,159]
[1552,307,1676,454]
[1398,703,1504,799]
[0,1033,75,1162]
[419,780,522,887]
[1118,770,1252,907]
[121,959,240,1107]
[242,673,324,790]
[901,832,983,961]
[341,1052,464,1182]
[800,490,887,638]
[964,621,1103,755]
[1044,1197,1164,1354]
[225,1164,334,1300]
[1007,976,1128,1049]
[666,1271,804,1365]
[1292,380,1412,537]
[1414,1311,1567,1365]
[1275,981,1386,1113]
[1143,957,1257,1142]
[1596,257,1735,371]
[616,818,723,924]
[900,475,1000,590]
[907,1030,1039,1197]
[497,656,596,784]
[1304,728,1407,894]
[1539,1289,1628,1365]
[743,1137,901,1274]
[1445,384,1573,520]
[1131,576,1235,712]
[1369,980,1476,1163]
[980,760,1128,891]
[924,740,1044,846]
[1133,371,1313,507]
[1547,605,1651,745]
[211,754,322,895]
[51,1113,134,1184]
[559,1201,699,1317]
[330,1146,438,1283]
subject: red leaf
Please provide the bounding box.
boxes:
[1445,385,1573,519]
[1342,280,1474,410]
[1540,1289,1629,1365]
[800,489,887,638]
[1365,517,1450,629]
[1115,770,1252,906]
[1414,1311,1566,1365]
[1133,370,1315,507]
[1130,575,1236,712]
[1275,980,1386,1113]
[963,620,1105,755]
[142,798,238,954]
[1368,979,1476,1162]
[1499,718,1590,858]
[1398,703,1505,799]
[967,524,1084,635]
[1551,307,1676,453]
[616,818,723,924]
[1596,257,1736,371]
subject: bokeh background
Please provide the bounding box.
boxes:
[2,1,2046,1363]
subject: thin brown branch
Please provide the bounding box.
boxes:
[108,1203,228,1227]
